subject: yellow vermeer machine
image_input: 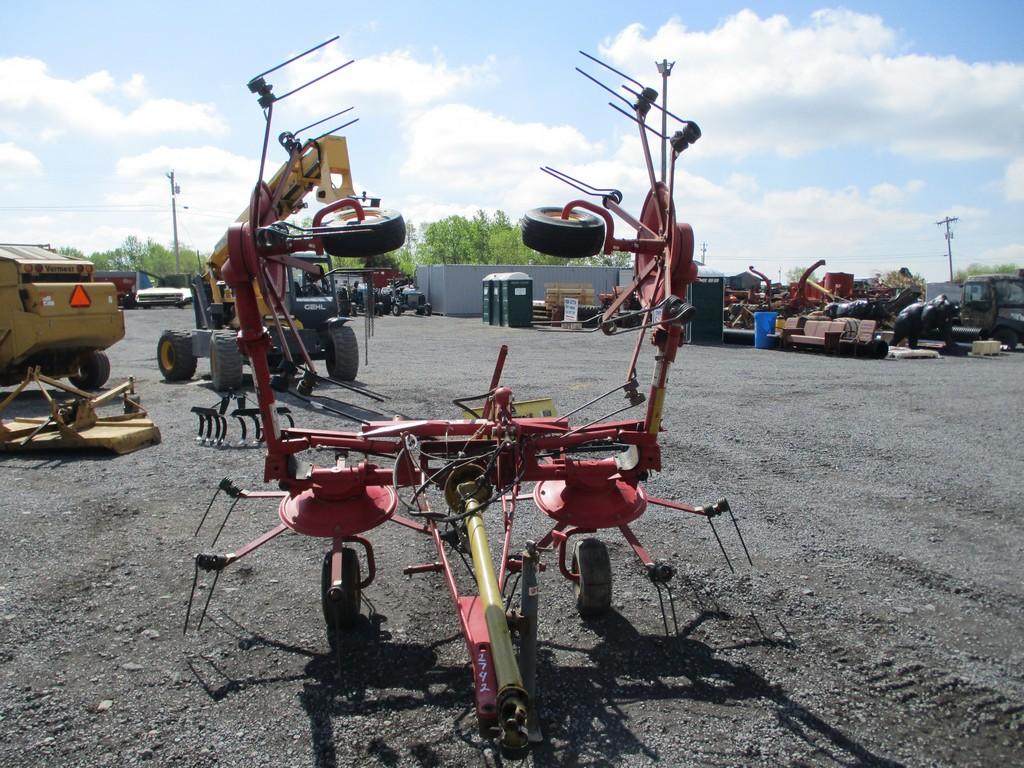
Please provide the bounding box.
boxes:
[0,244,159,453]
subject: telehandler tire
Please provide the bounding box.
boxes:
[209,331,244,391]
[157,331,197,381]
[326,324,359,381]
[521,206,605,259]
[70,350,111,390]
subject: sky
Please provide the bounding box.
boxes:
[1,1,1022,282]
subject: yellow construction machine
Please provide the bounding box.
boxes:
[157,135,404,391]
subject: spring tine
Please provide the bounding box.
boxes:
[210,498,241,548]
[183,561,200,636]
[281,408,294,428]
[749,611,767,640]
[194,485,224,537]
[609,103,666,139]
[215,415,228,446]
[654,583,670,636]
[234,415,248,443]
[254,416,264,442]
[728,507,754,567]
[666,582,679,635]
[574,67,635,110]
[578,50,644,89]
[707,518,735,574]
[196,569,221,631]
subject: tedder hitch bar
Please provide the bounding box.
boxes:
[184,45,757,755]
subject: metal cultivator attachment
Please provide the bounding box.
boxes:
[191,392,293,446]
[183,43,761,755]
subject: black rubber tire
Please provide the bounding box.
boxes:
[521,207,605,259]
[321,547,361,641]
[70,350,111,390]
[425,304,432,317]
[209,330,244,391]
[157,331,197,381]
[325,323,359,381]
[993,327,1019,351]
[578,304,603,322]
[571,538,612,618]
[320,209,407,258]
[392,303,403,316]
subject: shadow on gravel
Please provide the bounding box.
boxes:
[531,610,904,768]
[187,613,480,768]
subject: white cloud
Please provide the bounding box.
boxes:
[868,179,924,205]
[0,142,42,176]
[121,73,147,100]
[284,46,495,114]
[598,11,1024,160]
[1006,158,1024,201]
[973,243,1024,265]
[0,57,227,138]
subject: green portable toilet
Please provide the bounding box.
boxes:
[498,272,533,328]
[482,273,497,324]
[687,268,725,344]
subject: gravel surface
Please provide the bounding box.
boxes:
[1,307,1022,767]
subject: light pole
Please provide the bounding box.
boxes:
[656,59,675,183]
[167,171,181,272]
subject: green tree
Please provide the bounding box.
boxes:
[952,262,1020,283]
[57,246,85,260]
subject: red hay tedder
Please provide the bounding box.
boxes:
[185,41,750,754]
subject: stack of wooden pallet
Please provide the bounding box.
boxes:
[544,283,595,313]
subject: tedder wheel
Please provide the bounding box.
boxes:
[571,538,612,618]
[325,323,359,381]
[320,209,407,259]
[321,547,361,641]
[157,330,197,381]
[521,207,605,259]
[209,330,244,392]
[70,350,111,390]
[993,327,1019,351]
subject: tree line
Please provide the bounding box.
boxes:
[60,209,630,277]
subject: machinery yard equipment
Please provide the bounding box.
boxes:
[1,244,122,389]
[960,271,1024,350]
[0,368,159,454]
[156,108,404,391]
[185,43,750,755]
[387,280,432,316]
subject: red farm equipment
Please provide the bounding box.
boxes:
[185,43,750,755]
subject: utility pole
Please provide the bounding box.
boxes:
[167,171,181,272]
[699,241,707,265]
[656,59,675,183]
[936,215,958,282]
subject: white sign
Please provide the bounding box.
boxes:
[514,287,526,296]
[563,297,579,322]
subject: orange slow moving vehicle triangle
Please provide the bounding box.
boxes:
[69,285,91,308]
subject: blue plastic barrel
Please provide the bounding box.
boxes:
[753,311,779,349]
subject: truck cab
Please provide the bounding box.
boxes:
[960,273,1024,350]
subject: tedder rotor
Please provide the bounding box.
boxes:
[185,44,752,754]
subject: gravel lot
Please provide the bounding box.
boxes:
[1,307,1022,767]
